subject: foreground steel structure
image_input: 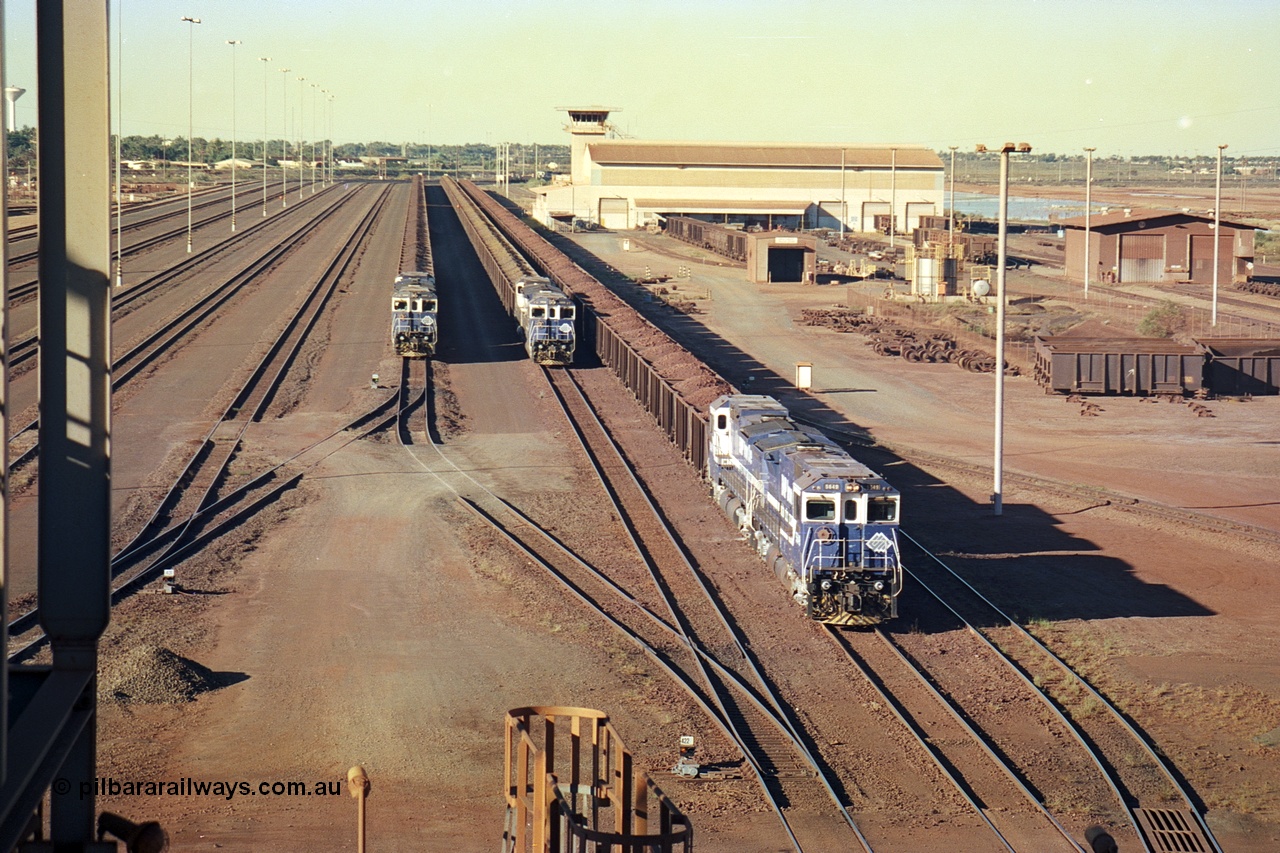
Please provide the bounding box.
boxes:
[503,707,691,853]
[2,3,116,850]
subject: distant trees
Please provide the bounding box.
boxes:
[7,126,36,166]
[7,129,570,173]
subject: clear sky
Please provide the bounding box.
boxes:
[5,0,1278,158]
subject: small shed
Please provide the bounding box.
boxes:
[744,231,818,284]
[1059,210,1254,286]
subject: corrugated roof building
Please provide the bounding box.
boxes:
[1059,209,1255,285]
[532,108,944,232]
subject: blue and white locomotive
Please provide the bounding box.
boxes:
[391,272,438,358]
[708,394,902,625]
[514,275,575,366]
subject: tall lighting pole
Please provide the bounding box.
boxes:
[948,145,958,247]
[115,0,124,285]
[889,147,897,249]
[259,56,271,216]
[278,67,290,207]
[1213,143,1227,326]
[325,91,334,185]
[297,75,306,202]
[1084,147,1095,298]
[226,40,241,231]
[976,142,1031,517]
[310,83,319,193]
[182,16,202,253]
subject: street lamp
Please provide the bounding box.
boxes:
[324,91,333,185]
[297,75,306,202]
[259,57,271,216]
[227,40,241,232]
[278,67,290,207]
[1213,143,1227,326]
[116,1,124,286]
[948,145,958,246]
[975,141,1032,517]
[1084,147,1095,298]
[181,16,202,253]
[310,83,319,193]
[889,147,897,249]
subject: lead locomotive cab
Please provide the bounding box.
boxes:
[392,272,438,358]
[708,394,902,626]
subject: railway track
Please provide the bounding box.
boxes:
[445,179,1251,849]
[8,183,393,662]
[441,179,873,849]
[406,386,866,851]
[5,180,289,280]
[6,182,354,472]
[893,530,1223,853]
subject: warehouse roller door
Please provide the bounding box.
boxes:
[862,201,890,233]
[1119,234,1165,282]
[1189,234,1233,284]
[905,202,935,230]
[599,198,629,230]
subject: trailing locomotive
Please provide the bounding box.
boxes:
[514,275,576,366]
[708,394,901,625]
[391,272,438,358]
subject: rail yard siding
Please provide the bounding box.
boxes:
[450,179,731,467]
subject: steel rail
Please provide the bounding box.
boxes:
[5,180,290,275]
[131,184,391,553]
[8,377,403,662]
[395,386,807,850]
[538,370,823,851]
[9,184,392,656]
[544,367,872,838]
[6,180,339,369]
[440,180,863,851]
[831,626,1084,852]
[900,530,1224,853]
[6,182,357,475]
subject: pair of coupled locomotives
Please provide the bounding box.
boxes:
[390,271,577,366]
[512,275,576,366]
[708,395,902,626]
[391,272,439,358]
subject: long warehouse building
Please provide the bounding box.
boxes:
[531,107,945,233]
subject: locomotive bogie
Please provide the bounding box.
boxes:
[708,394,902,626]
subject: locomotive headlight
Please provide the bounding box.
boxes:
[820,580,832,591]
[873,581,885,592]
[423,315,435,325]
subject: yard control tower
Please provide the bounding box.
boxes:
[558,106,618,185]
